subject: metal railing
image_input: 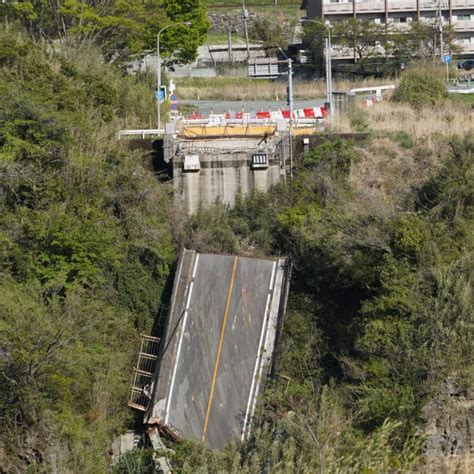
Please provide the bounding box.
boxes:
[128,335,161,412]
[118,129,165,139]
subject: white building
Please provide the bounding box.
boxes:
[302,0,474,57]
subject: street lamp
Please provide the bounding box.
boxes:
[300,19,333,115]
[157,21,192,130]
[278,47,294,181]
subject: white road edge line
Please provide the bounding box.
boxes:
[241,261,277,441]
[164,253,200,425]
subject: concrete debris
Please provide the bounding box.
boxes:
[148,428,173,474]
[110,431,142,466]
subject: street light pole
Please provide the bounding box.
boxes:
[328,25,333,114]
[156,21,192,130]
[288,57,294,181]
[325,37,330,106]
[242,0,250,61]
[278,47,294,181]
[300,19,333,115]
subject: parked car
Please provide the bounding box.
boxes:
[458,59,474,71]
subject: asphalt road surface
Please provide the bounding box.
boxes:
[150,250,288,449]
[181,99,326,115]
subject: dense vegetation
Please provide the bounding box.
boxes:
[1,7,473,474]
[171,132,473,471]
[0,24,178,471]
[1,0,209,65]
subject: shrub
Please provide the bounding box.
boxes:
[303,137,356,173]
[349,107,371,133]
[390,131,414,149]
[392,65,448,108]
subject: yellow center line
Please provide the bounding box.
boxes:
[201,255,239,443]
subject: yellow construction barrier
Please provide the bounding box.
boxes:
[179,124,276,139]
[179,124,321,139]
[292,126,319,136]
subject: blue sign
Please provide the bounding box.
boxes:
[154,87,166,103]
[442,54,452,64]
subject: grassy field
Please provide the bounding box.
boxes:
[451,92,474,105]
[176,76,395,100]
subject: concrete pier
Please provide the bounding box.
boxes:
[165,127,289,214]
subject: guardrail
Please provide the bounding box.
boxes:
[118,129,165,139]
[349,85,396,101]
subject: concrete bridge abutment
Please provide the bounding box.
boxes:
[164,126,291,214]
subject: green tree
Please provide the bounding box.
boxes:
[332,19,385,70]
[301,21,326,78]
[249,17,287,56]
[385,21,460,65]
[0,24,177,469]
[2,0,209,64]
[162,0,210,65]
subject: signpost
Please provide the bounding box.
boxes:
[442,54,452,83]
[170,93,178,118]
[155,86,166,104]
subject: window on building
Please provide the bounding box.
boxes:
[458,15,471,21]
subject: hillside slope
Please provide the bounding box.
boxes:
[1,20,473,473]
[0,26,177,471]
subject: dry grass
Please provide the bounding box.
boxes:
[325,113,353,133]
[348,138,440,219]
[176,77,394,101]
[366,101,473,142]
[339,98,473,220]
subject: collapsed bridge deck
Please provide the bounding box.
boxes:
[146,249,291,449]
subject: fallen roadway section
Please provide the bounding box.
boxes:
[145,249,291,449]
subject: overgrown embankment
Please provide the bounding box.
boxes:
[0,27,176,471]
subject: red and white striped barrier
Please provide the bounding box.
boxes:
[182,106,328,127]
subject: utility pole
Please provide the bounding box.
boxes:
[300,19,333,115]
[288,58,294,181]
[278,46,294,180]
[227,28,233,63]
[243,1,250,61]
[325,25,333,115]
[437,0,444,60]
[156,33,161,130]
[325,37,333,114]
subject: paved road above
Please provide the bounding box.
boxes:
[181,99,326,115]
